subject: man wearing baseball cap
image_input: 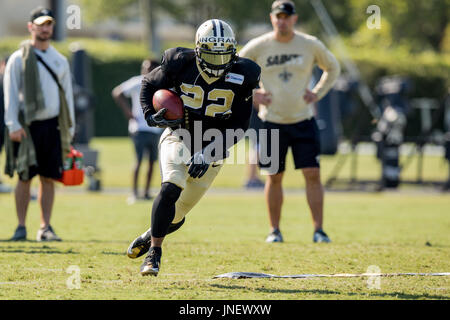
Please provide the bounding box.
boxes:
[239,0,340,243]
[4,7,75,241]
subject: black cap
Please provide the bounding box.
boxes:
[30,7,54,25]
[271,0,296,16]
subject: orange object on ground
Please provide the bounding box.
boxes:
[58,147,84,186]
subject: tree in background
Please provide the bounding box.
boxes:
[347,0,450,52]
[77,0,449,52]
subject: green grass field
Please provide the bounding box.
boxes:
[0,138,449,300]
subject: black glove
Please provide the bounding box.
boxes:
[146,108,183,128]
[187,151,210,179]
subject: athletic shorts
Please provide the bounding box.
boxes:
[258,118,321,175]
[131,131,161,163]
[14,117,63,181]
[158,128,223,224]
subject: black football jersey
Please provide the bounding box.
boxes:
[141,47,261,156]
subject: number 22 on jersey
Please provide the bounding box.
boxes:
[180,83,235,117]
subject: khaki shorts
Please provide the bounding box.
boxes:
[159,128,223,224]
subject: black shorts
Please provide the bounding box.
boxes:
[14,117,63,181]
[258,118,321,174]
[131,131,161,163]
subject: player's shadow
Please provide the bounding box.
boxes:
[0,244,78,255]
[209,284,449,300]
[210,283,340,296]
[62,240,129,244]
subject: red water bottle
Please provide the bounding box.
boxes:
[72,148,84,185]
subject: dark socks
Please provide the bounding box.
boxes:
[151,182,182,238]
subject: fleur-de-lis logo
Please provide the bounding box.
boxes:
[279,69,292,83]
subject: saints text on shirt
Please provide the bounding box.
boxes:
[266,54,304,67]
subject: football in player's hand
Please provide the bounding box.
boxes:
[152,89,184,120]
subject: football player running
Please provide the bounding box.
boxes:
[126,19,261,276]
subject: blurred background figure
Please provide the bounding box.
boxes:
[0,56,12,193]
[4,7,75,241]
[112,59,162,204]
[240,0,340,243]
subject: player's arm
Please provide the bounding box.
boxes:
[239,41,271,107]
[140,66,171,118]
[112,83,133,120]
[140,49,183,128]
[3,52,27,142]
[311,39,341,101]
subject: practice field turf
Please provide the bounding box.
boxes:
[0,138,449,300]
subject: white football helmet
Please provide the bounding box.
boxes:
[195,19,237,78]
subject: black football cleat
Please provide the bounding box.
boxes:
[140,247,161,276]
[127,228,152,259]
[127,219,185,259]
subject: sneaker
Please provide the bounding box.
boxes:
[126,195,137,205]
[10,226,27,241]
[36,225,62,242]
[313,229,331,243]
[140,247,161,276]
[245,179,265,189]
[143,194,153,201]
[127,228,152,259]
[265,229,283,243]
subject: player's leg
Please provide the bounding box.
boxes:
[38,176,55,228]
[140,164,222,276]
[291,118,331,243]
[127,163,221,259]
[10,136,39,240]
[137,129,190,276]
[172,163,223,224]
[302,167,330,242]
[265,172,284,242]
[36,176,61,241]
[33,117,63,241]
[11,178,32,240]
[144,160,154,199]
[259,121,288,242]
[150,182,182,244]
[131,132,145,202]
[140,181,182,276]
[144,132,160,199]
[302,168,323,229]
